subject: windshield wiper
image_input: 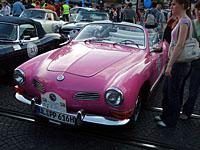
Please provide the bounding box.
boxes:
[84,38,110,43]
[79,19,92,22]
[113,40,139,48]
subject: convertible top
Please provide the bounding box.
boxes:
[0,16,46,38]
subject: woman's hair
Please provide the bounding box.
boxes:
[175,0,191,17]
[195,0,200,10]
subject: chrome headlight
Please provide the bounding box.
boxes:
[13,69,25,85]
[105,88,123,107]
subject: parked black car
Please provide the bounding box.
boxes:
[0,16,66,76]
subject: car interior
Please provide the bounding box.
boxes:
[19,24,38,40]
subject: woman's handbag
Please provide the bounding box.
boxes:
[169,21,200,62]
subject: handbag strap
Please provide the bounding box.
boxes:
[192,20,198,40]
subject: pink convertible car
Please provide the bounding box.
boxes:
[14,21,169,126]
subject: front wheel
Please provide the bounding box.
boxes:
[126,94,143,128]
[132,96,142,122]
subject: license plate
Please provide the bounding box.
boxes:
[36,106,76,125]
[41,92,67,113]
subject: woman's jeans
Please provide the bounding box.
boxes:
[161,62,190,127]
[182,59,200,117]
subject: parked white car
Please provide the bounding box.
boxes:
[20,9,66,33]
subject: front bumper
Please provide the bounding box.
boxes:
[15,93,130,126]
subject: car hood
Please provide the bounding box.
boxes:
[47,42,132,77]
[61,22,88,29]
[31,18,43,22]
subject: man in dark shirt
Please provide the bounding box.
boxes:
[12,0,25,17]
[123,3,137,23]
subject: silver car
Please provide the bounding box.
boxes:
[20,9,66,33]
[69,7,96,22]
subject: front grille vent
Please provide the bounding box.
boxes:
[32,79,45,93]
[74,92,100,100]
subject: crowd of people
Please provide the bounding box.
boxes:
[0,0,200,128]
[0,0,72,20]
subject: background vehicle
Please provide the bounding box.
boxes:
[60,11,109,38]
[69,7,96,22]
[0,16,66,77]
[20,9,66,33]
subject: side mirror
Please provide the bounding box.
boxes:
[151,44,163,53]
[59,35,72,47]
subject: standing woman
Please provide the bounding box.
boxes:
[155,0,191,127]
[181,0,200,120]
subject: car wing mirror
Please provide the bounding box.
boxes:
[59,35,72,47]
[151,44,163,53]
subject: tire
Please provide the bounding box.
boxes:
[126,91,144,128]
[132,95,142,122]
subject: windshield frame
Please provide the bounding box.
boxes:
[20,10,46,20]
[75,12,109,22]
[0,22,18,42]
[74,22,147,50]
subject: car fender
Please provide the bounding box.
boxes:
[104,58,152,111]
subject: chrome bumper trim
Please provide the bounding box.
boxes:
[83,115,129,126]
[15,93,130,126]
[15,93,32,105]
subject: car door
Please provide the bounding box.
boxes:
[149,29,165,84]
[16,24,41,62]
[43,12,54,33]
[4,23,41,72]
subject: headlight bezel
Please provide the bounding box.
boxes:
[105,87,124,107]
[13,69,25,85]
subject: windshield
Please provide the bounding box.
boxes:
[20,10,45,19]
[75,23,145,49]
[75,12,109,22]
[0,23,17,41]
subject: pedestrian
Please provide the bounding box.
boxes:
[40,0,46,9]
[61,2,70,22]
[155,0,192,127]
[163,15,178,44]
[0,1,11,16]
[45,0,56,12]
[35,1,41,9]
[111,7,118,22]
[12,0,25,17]
[123,3,137,23]
[180,0,200,120]
[54,2,61,17]
[137,8,145,25]
[24,0,35,9]
[144,2,164,35]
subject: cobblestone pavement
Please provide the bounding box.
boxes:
[0,116,147,150]
[0,78,200,150]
